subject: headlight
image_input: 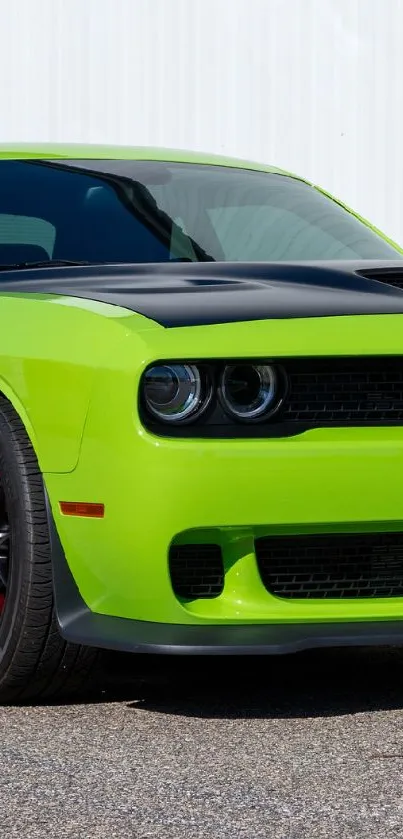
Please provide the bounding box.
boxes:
[142,363,211,423]
[219,363,279,421]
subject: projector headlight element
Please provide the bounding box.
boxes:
[219,363,279,421]
[143,363,211,423]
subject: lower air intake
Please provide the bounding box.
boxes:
[255,532,403,599]
[169,544,224,599]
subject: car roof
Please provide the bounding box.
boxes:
[0,142,299,177]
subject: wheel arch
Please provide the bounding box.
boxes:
[0,381,39,456]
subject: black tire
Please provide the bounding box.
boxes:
[0,395,100,703]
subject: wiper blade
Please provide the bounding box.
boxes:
[0,259,96,272]
[0,257,207,272]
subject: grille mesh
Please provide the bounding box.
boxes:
[256,532,403,599]
[169,544,224,599]
[283,356,403,424]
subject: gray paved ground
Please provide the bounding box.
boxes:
[1,648,403,838]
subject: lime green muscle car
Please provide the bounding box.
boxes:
[0,144,403,701]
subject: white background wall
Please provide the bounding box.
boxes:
[1,0,403,242]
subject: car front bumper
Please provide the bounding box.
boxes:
[45,423,403,632]
[44,313,403,648]
[47,490,403,654]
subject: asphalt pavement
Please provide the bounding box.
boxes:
[1,647,403,838]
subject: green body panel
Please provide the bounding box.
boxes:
[0,293,155,471]
[1,143,403,632]
[0,142,290,172]
[39,309,403,626]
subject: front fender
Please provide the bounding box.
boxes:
[0,294,151,472]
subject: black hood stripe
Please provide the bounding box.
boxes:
[2,260,403,327]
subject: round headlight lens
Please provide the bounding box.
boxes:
[143,363,209,423]
[219,363,279,421]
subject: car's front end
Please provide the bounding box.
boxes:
[3,146,403,701]
[40,263,403,654]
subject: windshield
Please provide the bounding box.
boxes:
[0,159,400,266]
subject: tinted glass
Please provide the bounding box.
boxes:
[0,159,399,266]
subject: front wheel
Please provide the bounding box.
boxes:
[0,396,99,703]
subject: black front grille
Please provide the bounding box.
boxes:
[256,532,403,599]
[169,544,224,599]
[283,356,403,423]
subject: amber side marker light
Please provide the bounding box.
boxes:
[59,502,105,518]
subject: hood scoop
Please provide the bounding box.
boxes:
[358,268,403,291]
[3,259,403,326]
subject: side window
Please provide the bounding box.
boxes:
[0,214,56,259]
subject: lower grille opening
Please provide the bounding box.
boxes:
[255,532,403,599]
[169,544,224,599]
